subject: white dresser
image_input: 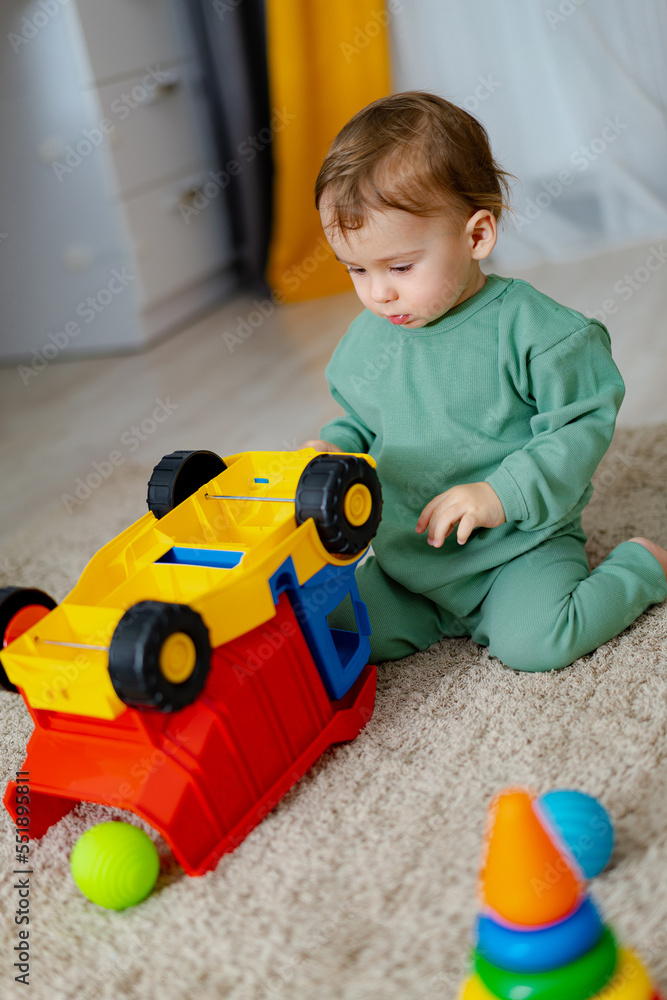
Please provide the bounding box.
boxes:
[0,0,238,362]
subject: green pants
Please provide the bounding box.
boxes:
[329,534,667,672]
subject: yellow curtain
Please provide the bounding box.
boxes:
[265,0,391,301]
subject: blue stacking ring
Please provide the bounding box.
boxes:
[475,896,605,973]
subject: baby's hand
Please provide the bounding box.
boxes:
[415,482,506,547]
[301,439,343,453]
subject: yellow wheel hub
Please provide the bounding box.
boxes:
[159,632,196,683]
[343,483,372,526]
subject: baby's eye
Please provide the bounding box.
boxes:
[345,264,413,275]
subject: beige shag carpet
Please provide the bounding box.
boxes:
[1,426,667,1000]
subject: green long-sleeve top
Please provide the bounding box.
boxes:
[319,274,626,619]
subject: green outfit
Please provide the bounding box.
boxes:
[320,274,666,670]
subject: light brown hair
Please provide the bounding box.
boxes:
[315,91,514,236]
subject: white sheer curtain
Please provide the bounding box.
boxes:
[388,0,667,268]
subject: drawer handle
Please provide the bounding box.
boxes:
[174,184,206,212]
[139,75,181,107]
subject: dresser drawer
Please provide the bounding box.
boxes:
[123,165,235,309]
[97,62,214,198]
[74,0,194,85]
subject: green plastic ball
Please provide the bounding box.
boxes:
[70,822,159,910]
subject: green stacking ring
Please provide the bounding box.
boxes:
[475,926,618,1000]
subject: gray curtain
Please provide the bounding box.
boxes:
[390,0,667,270]
[187,0,274,294]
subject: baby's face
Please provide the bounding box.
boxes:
[320,200,493,328]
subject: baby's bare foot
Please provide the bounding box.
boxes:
[628,537,667,580]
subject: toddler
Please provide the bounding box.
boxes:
[303,91,667,671]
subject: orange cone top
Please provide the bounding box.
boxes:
[480,789,583,926]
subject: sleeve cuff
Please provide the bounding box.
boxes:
[485,466,529,523]
[318,422,367,454]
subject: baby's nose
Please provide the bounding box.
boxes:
[369,279,397,303]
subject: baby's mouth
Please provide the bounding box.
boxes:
[386,314,412,325]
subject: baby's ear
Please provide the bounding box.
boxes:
[468,209,497,260]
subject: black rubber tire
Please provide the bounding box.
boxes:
[295,455,383,555]
[0,587,57,692]
[147,450,227,519]
[108,601,211,712]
